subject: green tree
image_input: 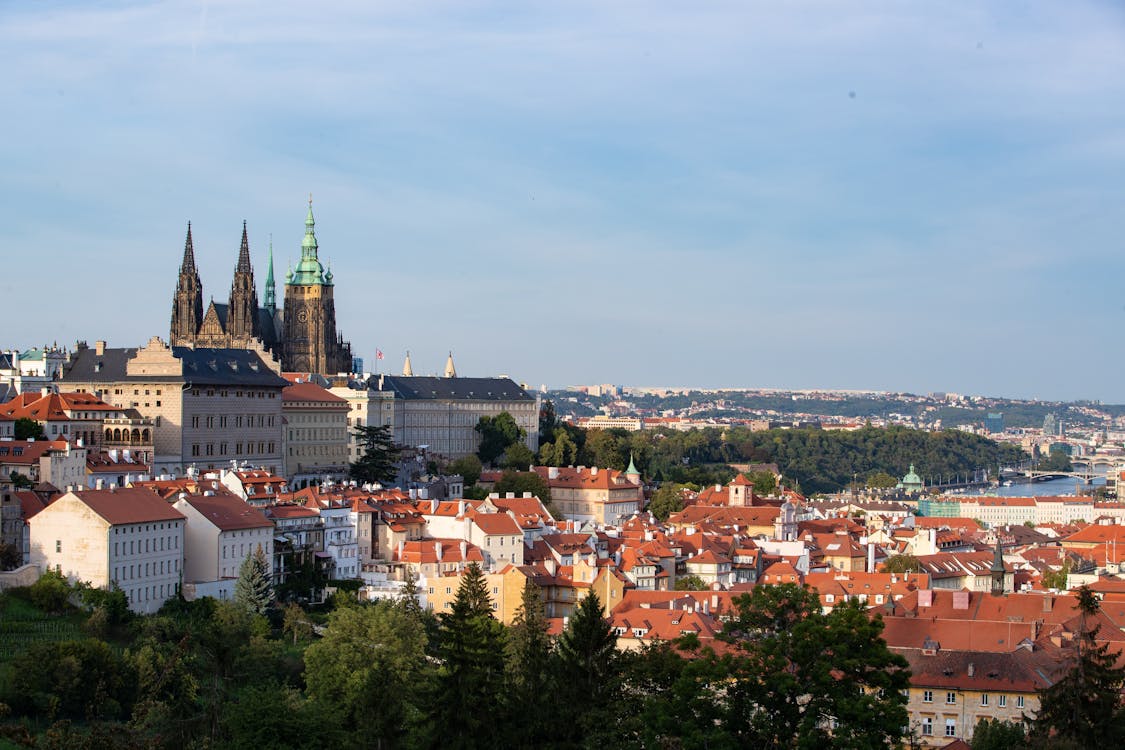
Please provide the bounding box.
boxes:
[881,554,924,574]
[14,417,46,441]
[502,441,536,471]
[0,540,21,570]
[719,584,910,748]
[475,412,525,467]
[350,424,401,485]
[539,428,578,467]
[866,471,899,489]
[504,579,553,747]
[971,717,1027,750]
[539,399,559,446]
[1039,449,1073,472]
[748,470,778,495]
[552,592,620,746]
[674,574,708,591]
[7,639,138,720]
[648,482,692,520]
[304,600,429,749]
[282,602,313,645]
[8,471,34,489]
[29,569,73,614]
[1042,560,1072,590]
[1030,586,1125,745]
[585,428,628,470]
[447,454,483,487]
[234,545,274,616]
[493,470,552,508]
[219,683,337,750]
[427,563,507,749]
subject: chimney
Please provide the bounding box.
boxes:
[548,466,559,480]
[460,540,467,560]
[967,662,975,678]
[95,340,106,356]
[95,478,105,490]
[434,541,443,563]
[712,593,720,611]
[431,498,438,514]
[867,542,876,572]
[591,467,598,476]
[458,500,465,516]
[109,483,117,493]
[1043,594,1053,612]
[397,540,404,560]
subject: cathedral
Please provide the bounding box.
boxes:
[170,201,354,375]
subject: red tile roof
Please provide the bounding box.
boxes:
[65,488,184,526]
[178,494,272,531]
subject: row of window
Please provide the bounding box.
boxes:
[921,690,1022,708]
[114,559,179,580]
[114,536,179,555]
[191,414,276,429]
[192,442,276,456]
[191,389,276,399]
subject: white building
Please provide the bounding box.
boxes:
[28,487,185,614]
[173,491,274,600]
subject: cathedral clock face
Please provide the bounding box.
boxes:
[297,308,309,323]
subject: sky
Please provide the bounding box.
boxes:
[3,1,1124,402]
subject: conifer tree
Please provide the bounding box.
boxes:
[504,578,553,747]
[1031,586,1125,745]
[552,591,620,746]
[426,563,506,750]
[233,545,274,616]
[350,424,401,485]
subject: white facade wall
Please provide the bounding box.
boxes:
[29,495,185,614]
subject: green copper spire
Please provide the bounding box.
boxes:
[626,453,640,476]
[264,235,277,312]
[290,195,328,286]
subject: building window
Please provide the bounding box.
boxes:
[921,718,933,736]
[1016,696,1024,708]
[945,719,956,737]
[946,692,956,704]
[980,694,989,707]
[922,690,933,703]
[999,695,1007,708]
[55,540,61,553]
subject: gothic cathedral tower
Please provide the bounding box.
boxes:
[227,221,261,341]
[281,199,353,375]
[170,223,204,345]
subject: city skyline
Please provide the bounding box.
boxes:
[3,2,1124,401]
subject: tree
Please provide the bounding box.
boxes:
[29,569,73,614]
[234,545,274,616]
[304,600,429,749]
[1039,449,1073,472]
[475,412,525,467]
[14,417,46,441]
[971,717,1027,750]
[427,563,507,749]
[1030,586,1125,745]
[504,579,553,747]
[748,470,779,495]
[282,602,313,645]
[0,540,21,570]
[882,554,924,574]
[866,471,899,489]
[502,441,536,471]
[447,455,482,487]
[552,592,620,746]
[538,429,578,467]
[674,574,708,591]
[350,424,401,485]
[719,584,910,748]
[8,471,34,490]
[539,399,559,446]
[1042,560,1072,590]
[649,482,692,520]
[493,470,552,507]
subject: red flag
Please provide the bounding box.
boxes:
[376,349,384,360]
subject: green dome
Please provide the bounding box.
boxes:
[289,199,328,286]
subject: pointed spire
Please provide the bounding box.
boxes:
[236,220,253,273]
[181,222,197,274]
[625,453,640,477]
[302,195,318,258]
[264,235,276,313]
[403,351,414,377]
[444,351,457,378]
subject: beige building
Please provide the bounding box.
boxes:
[533,465,643,526]
[333,371,538,461]
[425,563,536,622]
[173,491,274,600]
[282,380,349,485]
[62,337,287,476]
[0,438,87,491]
[28,487,186,614]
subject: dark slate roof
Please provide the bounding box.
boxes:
[0,352,13,370]
[257,307,281,346]
[376,375,533,402]
[62,346,288,388]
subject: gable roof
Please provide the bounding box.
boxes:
[178,493,272,531]
[376,375,533,402]
[62,488,185,526]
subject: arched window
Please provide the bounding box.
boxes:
[113,428,122,442]
[131,429,141,444]
[141,429,151,442]
[105,429,113,442]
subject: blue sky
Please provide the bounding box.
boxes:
[3,1,1124,401]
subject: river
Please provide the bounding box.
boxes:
[989,475,1106,497]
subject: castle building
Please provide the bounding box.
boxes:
[170,200,354,376]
